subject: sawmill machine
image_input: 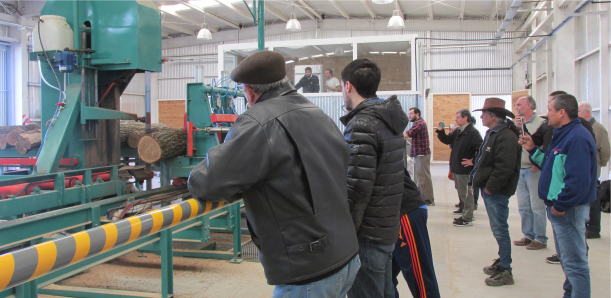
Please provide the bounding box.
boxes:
[0,1,248,296]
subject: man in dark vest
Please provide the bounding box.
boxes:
[188,51,359,297]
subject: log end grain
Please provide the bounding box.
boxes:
[15,142,28,155]
[0,134,6,150]
[6,132,18,146]
[138,135,163,163]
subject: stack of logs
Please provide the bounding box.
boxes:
[120,121,187,164]
[0,124,42,154]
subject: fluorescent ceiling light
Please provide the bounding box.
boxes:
[312,54,324,58]
[299,57,310,60]
[370,51,380,54]
[160,4,190,13]
[345,50,353,52]
[399,52,407,54]
[382,52,397,54]
[285,60,295,64]
[372,0,393,4]
[189,0,219,8]
[326,52,334,55]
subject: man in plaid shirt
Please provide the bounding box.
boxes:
[404,108,435,206]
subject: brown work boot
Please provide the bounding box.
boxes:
[513,237,532,246]
[485,268,514,286]
[526,240,547,250]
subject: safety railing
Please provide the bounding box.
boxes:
[0,198,227,293]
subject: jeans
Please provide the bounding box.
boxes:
[482,189,512,271]
[516,168,548,244]
[272,255,361,298]
[415,154,435,203]
[454,174,474,221]
[547,205,591,298]
[347,237,395,298]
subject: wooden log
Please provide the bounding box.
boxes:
[0,134,7,150]
[137,128,187,163]
[120,122,168,145]
[15,141,29,155]
[0,124,39,134]
[4,125,41,146]
[16,130,42,150]
[127,125,170,148]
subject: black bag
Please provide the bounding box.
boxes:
[599,180,610,213]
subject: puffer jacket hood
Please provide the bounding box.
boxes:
[341,95,409,135]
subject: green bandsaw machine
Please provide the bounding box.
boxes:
[0,0,265,297]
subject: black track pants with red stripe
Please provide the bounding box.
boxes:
[392,208,441,298]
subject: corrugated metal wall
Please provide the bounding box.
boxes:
[0,43,8,126]
[118,29,514,124]
[427,32,513,95]
[234,93,419,132]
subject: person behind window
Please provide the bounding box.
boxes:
[294,67,320,93]
[324,69,341,92]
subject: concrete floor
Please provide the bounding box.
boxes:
[54,164,610,298]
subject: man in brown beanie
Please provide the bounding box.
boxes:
[188,51,360,297]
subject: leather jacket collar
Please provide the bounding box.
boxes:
[255,84,297,104]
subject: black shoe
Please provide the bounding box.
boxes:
[452,208,463,215]
[546,254,560,264]
[474,204,478,210]
[453,217,473,227]
[485,267,514,286]
[484,258,501,275]
[586,231,601,239]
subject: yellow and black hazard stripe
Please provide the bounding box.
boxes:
[0,199,225,291]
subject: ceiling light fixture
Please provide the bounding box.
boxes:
[197,12,211,40]
[312,54,324,58]
[372,0,393,4]
[285,60,295,64]
[286,2,301,32]
[387,0,405,29]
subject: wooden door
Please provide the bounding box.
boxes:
[432,94,470,162]
[158,100,185,128]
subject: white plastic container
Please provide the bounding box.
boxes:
[33,15,74,52]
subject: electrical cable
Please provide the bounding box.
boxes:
[36,18,67,157]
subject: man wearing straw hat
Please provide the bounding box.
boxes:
[470,97,521,287]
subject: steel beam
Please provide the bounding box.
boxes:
[161,22,195,36]
[298,0,322,20]
[360,0,377,18]
[161,9,220,32]
[34,83,81,175]
[265,4,289,22]
[328,0,350,19]
[181,1,241,29]
[216,0,254,21]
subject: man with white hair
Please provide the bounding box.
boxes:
[513,96,548,250]
[578,101,610,239]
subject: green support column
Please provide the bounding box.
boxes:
[160,229,174,298]
[229,202,243,264]
[257,0,264,51]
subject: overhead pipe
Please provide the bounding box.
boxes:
[491,0,524,45]
[0,198,226,291]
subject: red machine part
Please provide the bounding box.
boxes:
[210,114,238,123]
[0,158,79,166]
[187,121,194,156]
[0,172,111,199]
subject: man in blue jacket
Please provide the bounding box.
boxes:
[520,94,596,298]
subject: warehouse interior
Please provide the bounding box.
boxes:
[0,0,608,297]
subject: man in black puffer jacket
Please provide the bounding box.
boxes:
[339,59,409,298]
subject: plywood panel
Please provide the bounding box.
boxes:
[432,94,470,162]
[511,90,530,117]
[158,100,185,129]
